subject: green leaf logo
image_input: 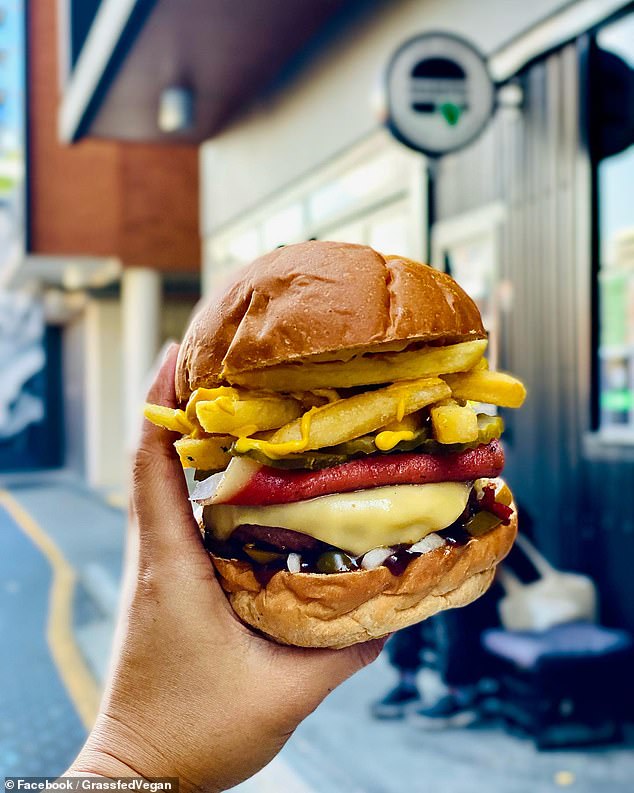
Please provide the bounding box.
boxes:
[440,103,462,126]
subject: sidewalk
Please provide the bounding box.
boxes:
[2,474,634,791]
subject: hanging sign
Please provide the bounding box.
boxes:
[383,32,495,157]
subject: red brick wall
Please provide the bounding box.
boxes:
[28,0,200,271]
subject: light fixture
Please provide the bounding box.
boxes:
[158,85,195,133]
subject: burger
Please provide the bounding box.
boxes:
[144,241,525,649]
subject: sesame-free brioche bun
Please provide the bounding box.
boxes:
[180,240,512,649]
[210,506,517,649]
[176,240,485,402]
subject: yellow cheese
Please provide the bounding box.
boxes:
[206,482,471,556]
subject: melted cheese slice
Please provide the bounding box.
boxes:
[206,482,471,556]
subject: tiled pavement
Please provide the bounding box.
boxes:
[2,474,634,791]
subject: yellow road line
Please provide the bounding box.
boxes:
[0,489,100,729]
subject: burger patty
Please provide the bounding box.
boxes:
[231,524,324,553]
[223,440,504,506]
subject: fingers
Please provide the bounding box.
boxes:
[307,637,387,686]
[270,637,387,726]
[133,344,203,563]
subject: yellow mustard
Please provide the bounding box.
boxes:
[375,430,416,451]
[233,409,315,459]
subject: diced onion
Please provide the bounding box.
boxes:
[407,533,446,555]
[190,471,224,502]
[287,553,302,573]
[361,547,394,570]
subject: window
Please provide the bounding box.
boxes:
[432,204,507,373]
[203,132,426,290]
[595,12,634,438]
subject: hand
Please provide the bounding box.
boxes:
[67,344,384,792]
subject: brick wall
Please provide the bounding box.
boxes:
[27,0,200,271]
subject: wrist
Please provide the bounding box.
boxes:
[66,714,149,780]
[66,746,145,780]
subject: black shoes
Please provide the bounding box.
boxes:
[408,689,479,730]
[370,680,421,720]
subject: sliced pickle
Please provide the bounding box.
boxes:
[231,414,504,470]
[316,551,356,573]
[495,482,513,507]
[475,414,505,444]
[243,544,285,564]
[464,510,503,537]
[331,435,385,456]
[234,448,351,470]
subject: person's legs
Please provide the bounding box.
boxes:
[371,625,425,719]
[410,590,500,728]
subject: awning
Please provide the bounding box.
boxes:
[59,0,354,144]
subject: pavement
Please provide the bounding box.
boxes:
[2,472,634,791]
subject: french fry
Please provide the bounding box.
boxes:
[470,358,489,371]
[196,396,301,434]
[185,387,241,424]
[431,402,479,444]
[442,370,526,408]
[227,339,487,391]
[174,436,233,470]
[235,377,451,457]
[143,404,194,434]
[380,410,426,433]
[289,389,341,411]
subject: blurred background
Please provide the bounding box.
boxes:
[1,0,634,790]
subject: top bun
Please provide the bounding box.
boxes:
[176,241,485,402]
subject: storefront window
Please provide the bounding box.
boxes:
[596,13,634,437]
[262,203,303,249]
[307,150,407,230]
[203,134,426,288]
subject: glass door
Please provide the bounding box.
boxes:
[594,12,634,438]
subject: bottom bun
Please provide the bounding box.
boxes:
[210,509,517,649]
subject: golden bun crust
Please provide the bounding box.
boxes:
[176,241,485,402]
[210,508,517,649]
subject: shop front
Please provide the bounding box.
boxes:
[200,0,634,630]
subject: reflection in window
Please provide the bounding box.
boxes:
[596,13,634,436]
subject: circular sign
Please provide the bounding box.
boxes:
[384,32,495,157]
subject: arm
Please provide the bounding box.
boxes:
[66,345,383,793]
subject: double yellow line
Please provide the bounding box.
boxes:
[0,489,101,729]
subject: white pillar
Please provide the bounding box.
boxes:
[84,298,124,492]
[122,267,161,455]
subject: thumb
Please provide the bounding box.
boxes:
[133,343,203,563]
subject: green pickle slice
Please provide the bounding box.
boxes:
[316,551,356,573]
[243,545,285,564]
[232,413,504,469]
[464,510,503,537]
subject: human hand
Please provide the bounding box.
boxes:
[67,344,384,792]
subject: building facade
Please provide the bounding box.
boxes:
[197,0,634,630]
[12,0,633,627]
[1,0,201,495]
